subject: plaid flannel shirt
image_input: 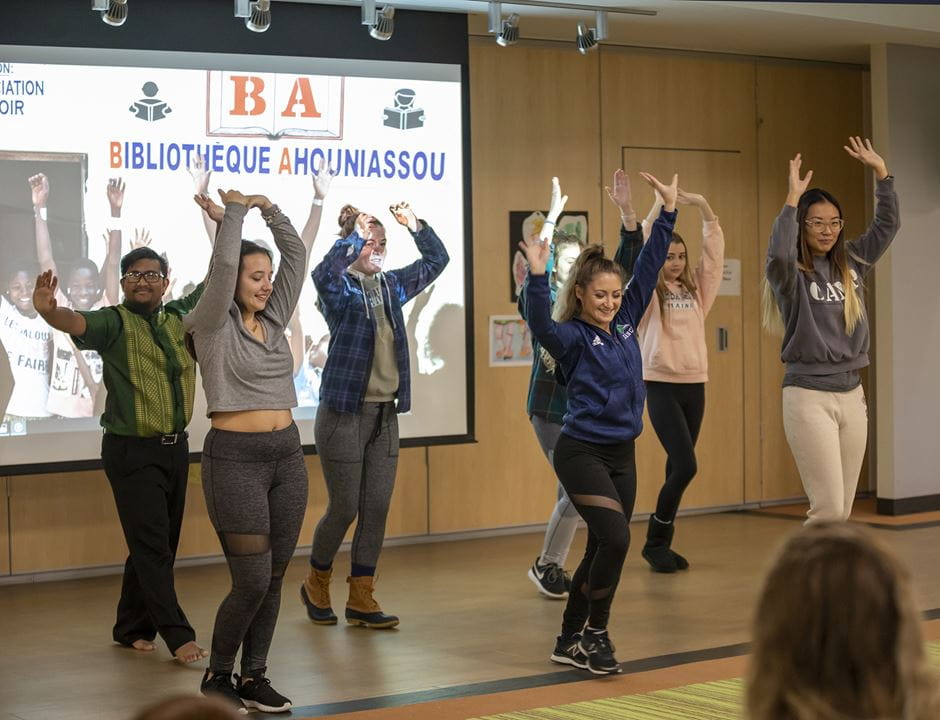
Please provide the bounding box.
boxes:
[312,222,449,414]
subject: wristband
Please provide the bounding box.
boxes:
[261,204,281,225]
[542,220,555,228]
[312,197,324,206]
[34,206,47,221]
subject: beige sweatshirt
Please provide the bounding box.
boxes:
[637,218,725,383]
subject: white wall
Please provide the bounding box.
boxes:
[872,43,940,504]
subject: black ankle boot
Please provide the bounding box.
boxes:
[642,516,677,573]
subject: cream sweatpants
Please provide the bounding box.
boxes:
[782,384,868,524]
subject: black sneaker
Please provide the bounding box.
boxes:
[527,557,569,599]
[578,629,621,675]
[236,669,292,713]
[200,670,247,714]
[550,632,588,669]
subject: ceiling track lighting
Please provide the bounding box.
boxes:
[576,11,606,54]
[369,5,395,41]
[245,0,272,32]
[496,13,520,46]
[92,0,128,27]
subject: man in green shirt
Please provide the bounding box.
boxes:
[32,247,208,664]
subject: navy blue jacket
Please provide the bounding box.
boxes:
[311,223,449,414]
[523,208,676,443]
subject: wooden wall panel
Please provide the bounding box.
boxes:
[1,479,9,574]
[428,40,602,533]
[756,62,866,502]
[601,50,758,514]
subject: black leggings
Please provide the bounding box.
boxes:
[553,432,636,636]
[646,381,705,523]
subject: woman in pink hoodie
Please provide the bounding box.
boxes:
[629,188,725,573]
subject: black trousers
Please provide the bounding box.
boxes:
[553,432,637,636]
[101,433,195,653]
[645,381,706,523]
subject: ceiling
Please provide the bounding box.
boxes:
[283,0,940,64]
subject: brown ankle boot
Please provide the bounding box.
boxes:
[300,567,337,625]
[345,575,399,629]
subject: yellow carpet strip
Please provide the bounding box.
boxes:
[473,643,940,720]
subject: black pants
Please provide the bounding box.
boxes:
[101,433,195,653]
[645,381,706,523]
[553,432,636,636]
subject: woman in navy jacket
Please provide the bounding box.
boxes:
[520,171,678,676]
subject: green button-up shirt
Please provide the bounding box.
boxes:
[73,286,204,437]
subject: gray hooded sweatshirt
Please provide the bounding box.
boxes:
[766,176,899,391]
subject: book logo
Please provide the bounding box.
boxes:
[207,71,344,140]
[383,88,425,130]
[130,81,172,122]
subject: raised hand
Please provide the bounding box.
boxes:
[33,270,59,316]
[312,157,337,200]
[787,153,813,205]
[639,172,678,212]
[29,173,49,208]
[217,188,250,206]
[677,188,716,222]
[605,169,634,212]
[107,177,125,216]
[245,194,273,211]
[131,228,151,250]
[518,232,551,276]
[355,212,374,241]
[188,155,211,194]
[844,136,888,179]
[389,202,418,232]
[546,176,568,223]
[193,193,225,224]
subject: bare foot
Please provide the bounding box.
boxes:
[174,640,209,664]
[131,639,157,652]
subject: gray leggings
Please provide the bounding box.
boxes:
[202,423,308,675]
[311,402,399,571]
[531,415,580,567]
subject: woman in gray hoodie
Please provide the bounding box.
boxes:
[764,137,898,524]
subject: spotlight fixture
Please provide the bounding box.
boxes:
[369,6,395,41]
[575,22,596,54]
[245,0,272,32]
[496,13,520,47]
[94,0,128,27]
[576,10,607,54]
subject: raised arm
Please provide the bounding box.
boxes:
[622,172,678,323]
[29,173,60,281]
[607,169,643,278]
[300,158,336,258]
[188,155,218,246]
[386,203,450,303]
[32,270,87,337]
[103,178,125,305]
[183,191,249,334]
[766,154,812,296]
[311,214,370,315]
[518,232,576,360]
[641,187,664,242]
[843,137,899,270]
[254,197,307,327]
[678,189,725,315]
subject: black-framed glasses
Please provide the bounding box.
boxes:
[804,219,844,233]
[122,270,165,283]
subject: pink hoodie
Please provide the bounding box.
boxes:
[637,218,725,383]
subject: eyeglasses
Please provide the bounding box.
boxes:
[804,219,844,233]
[122,270,165,283]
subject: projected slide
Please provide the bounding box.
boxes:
[0,47,468,470]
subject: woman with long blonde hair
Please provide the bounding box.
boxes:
[747,522,940,720]
[764,137,898,523]
[520,171,678,676]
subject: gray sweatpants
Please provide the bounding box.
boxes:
[202,423,308,675]
[311,402,399,571]
[531,415,580,567]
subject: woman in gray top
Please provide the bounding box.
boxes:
[764,137,899,524]
[187,185,328,714]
